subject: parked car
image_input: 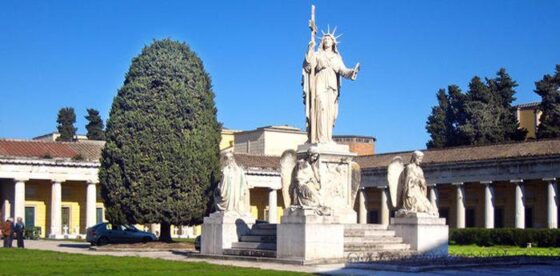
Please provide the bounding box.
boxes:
[86,223,157,246]
[194,235,201,251]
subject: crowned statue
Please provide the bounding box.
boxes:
[302,6,360,144]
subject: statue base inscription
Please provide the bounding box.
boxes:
[277,208,345,263]
[390,213,448,256]
[201,211,255,255]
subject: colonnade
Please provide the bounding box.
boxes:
[357,179,558,229]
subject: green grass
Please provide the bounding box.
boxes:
[172,238,196,244]
[0,248,308,275]
[449,245,560,257]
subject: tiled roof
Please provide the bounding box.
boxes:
[515,102,540,109]
[232,153,281,170]
[0,139,103,162]
[356,138,560,169]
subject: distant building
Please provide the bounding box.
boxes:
[33,132,89,142]
[515,102,542,140]
[333,135,376,155]
[233,125,307,156]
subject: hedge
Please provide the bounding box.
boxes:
[449,228,560,247]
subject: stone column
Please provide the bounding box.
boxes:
[378,186,389,226]
[428,184,438,210]
[86,181,97,228]
[545,178,558,229]
[513,180,525,229]
[482,181,495,229]
[268,188,278,223]
[454,183,465,229]
[50,180,62,237]
[14,178,27,222]
[358,188,367,224]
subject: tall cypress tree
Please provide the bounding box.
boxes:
[85,108,105,140]
[56,107,77,142]
[99,39,221,241]
[486,68,527,141]
[536,65,560,139]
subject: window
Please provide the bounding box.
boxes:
[495,207,504,228]
[466,208,476,227]
[525,207,533,228]
[25,207,35,228]
[439,208,449,225]
[367,210,379,224]
[96,208,104,224]
[62,207,70,228]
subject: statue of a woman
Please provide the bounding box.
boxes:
[401,151,438,216]
[303,31,359,144]
[215,152,250,215]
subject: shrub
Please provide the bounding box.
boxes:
[450,228,560,247]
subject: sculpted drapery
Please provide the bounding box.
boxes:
[401,151,438,215]
[215,153,250,215]
[303,33,358,144]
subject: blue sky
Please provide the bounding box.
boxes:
[1,1,559,153]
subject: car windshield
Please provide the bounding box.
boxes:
[124,225,137,231]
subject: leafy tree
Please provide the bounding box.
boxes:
[536,65,560,139]
[56,107,77,141]
[99,39,221,242]
[85,108,105,140]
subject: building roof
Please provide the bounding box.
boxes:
[232,153,281,171]
[515,102,540,109]
[0,139,104,162]
[356,138,560,169]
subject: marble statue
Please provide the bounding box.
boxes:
[387,151,438,217]
[215,152,250,215]
[302,6,360,144]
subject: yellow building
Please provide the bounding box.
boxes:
[516,102,542,139]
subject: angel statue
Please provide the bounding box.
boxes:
[280,148,322,210]
[214,152,250,215]
[387,151,438,217]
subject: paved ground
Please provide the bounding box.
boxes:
[23,240,560,275]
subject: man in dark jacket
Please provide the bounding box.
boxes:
[14,217,25,248]
[2,217,14,248]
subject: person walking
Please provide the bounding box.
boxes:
[2,217,14,248]
[14,217,25,248]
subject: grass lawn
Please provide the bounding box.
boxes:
[449,245,560,257]
[0,248,308,275]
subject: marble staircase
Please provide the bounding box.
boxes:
[222,223,277,258]
[344,224,413,262]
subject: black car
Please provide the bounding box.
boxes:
[86,223,157,246]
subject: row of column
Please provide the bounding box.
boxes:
[7,178,98,237]
[356,179,558,229]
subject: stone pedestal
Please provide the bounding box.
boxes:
[277,208,344,262]
[390,213,448,256]
[296,143,358,224]
[201,211,255,255]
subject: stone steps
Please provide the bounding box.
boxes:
[343,224,413,262]
[344,236,403,243]
[345,243,410,251]
[222,248,277,258]
[231,241,277,250]
[344,229,396,237]
[223,223,278,258]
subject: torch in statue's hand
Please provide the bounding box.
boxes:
[351,63,360,80]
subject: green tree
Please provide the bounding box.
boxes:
[426,89,449,148]
[99,39,221,242]
[536,65,560,139]
[56,107,77,142]
[486,68,527,141]
[85,108,105,140]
